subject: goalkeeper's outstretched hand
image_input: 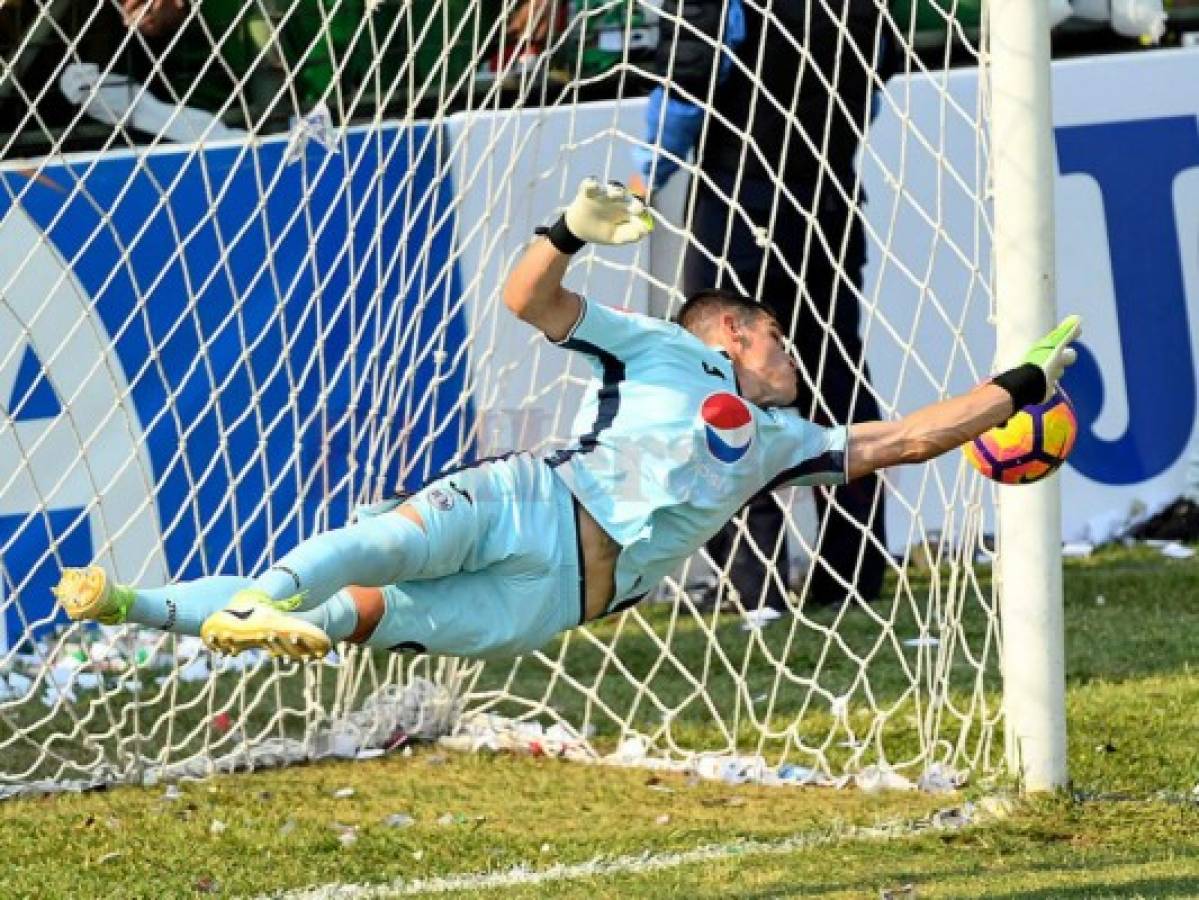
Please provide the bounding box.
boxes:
[1021,314,1082,402]
[564,178,654,246]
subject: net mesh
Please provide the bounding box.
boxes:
[0,0,1004,793]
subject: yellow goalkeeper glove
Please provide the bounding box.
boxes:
[1021,314,1082,402]
[540,178,654,254]
[993,314,1083,409]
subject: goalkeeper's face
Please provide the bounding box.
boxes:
[733,314,799,408]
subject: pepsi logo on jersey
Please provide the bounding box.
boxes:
[700,392,754,464]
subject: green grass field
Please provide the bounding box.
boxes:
[1,546,1197,898]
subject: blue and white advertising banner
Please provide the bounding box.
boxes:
[0,126,470,647]
[860,46,1199,546]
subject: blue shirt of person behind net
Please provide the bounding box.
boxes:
[545,299,849,615]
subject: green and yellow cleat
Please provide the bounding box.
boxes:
[200,590,329,661]
[53,566,132,625]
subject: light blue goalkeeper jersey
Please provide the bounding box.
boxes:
[546,298,849,615]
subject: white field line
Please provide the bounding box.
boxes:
[265,817,932,898]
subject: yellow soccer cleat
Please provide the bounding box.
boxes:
[53,565,132,625]
[200,589,330,661]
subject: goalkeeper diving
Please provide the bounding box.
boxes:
[54,179,1081,661]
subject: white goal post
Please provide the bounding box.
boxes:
[991,0,1067,791]
[0,0,1066,796]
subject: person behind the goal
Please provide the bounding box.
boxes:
[54,179,1081,661]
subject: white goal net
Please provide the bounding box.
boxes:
[0,0,1028,795]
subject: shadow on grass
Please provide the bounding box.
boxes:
[991,878,1199,899]
[714,854,1199,900]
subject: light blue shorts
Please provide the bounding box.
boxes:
[365,454,584,660]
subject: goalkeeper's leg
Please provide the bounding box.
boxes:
[324,566,582,661]
[56,494,467,659]
[53,568,337,658]
[215,456,534,614]
[56,456,502,648]
[196,506,439,658]
[203,453,577,658]
[57,454,577,659]
[54,568,251,634]
[55,456,501,649]
[299,482,584,660]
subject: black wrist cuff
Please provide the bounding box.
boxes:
[991,363,1047,411]
[535,215,586,255]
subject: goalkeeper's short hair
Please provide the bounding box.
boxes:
[675,288,779,334]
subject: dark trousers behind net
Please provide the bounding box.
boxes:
[684,173,889,609]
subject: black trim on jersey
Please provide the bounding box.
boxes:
[449,481,474,505]
[603,592,647,619]
[395,452,518,496]
[571,498,587,625]
[546,339,626,468]
[550,296,589,346]
[762,449,847,493]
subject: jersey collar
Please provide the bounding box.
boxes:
[708,347,744,399]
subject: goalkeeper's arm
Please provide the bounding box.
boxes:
[503,179,652,342]
[846,316,1081,480]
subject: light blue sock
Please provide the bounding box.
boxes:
[126,576,252,636]
[250,516,430,609]
[292,591,359,643]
